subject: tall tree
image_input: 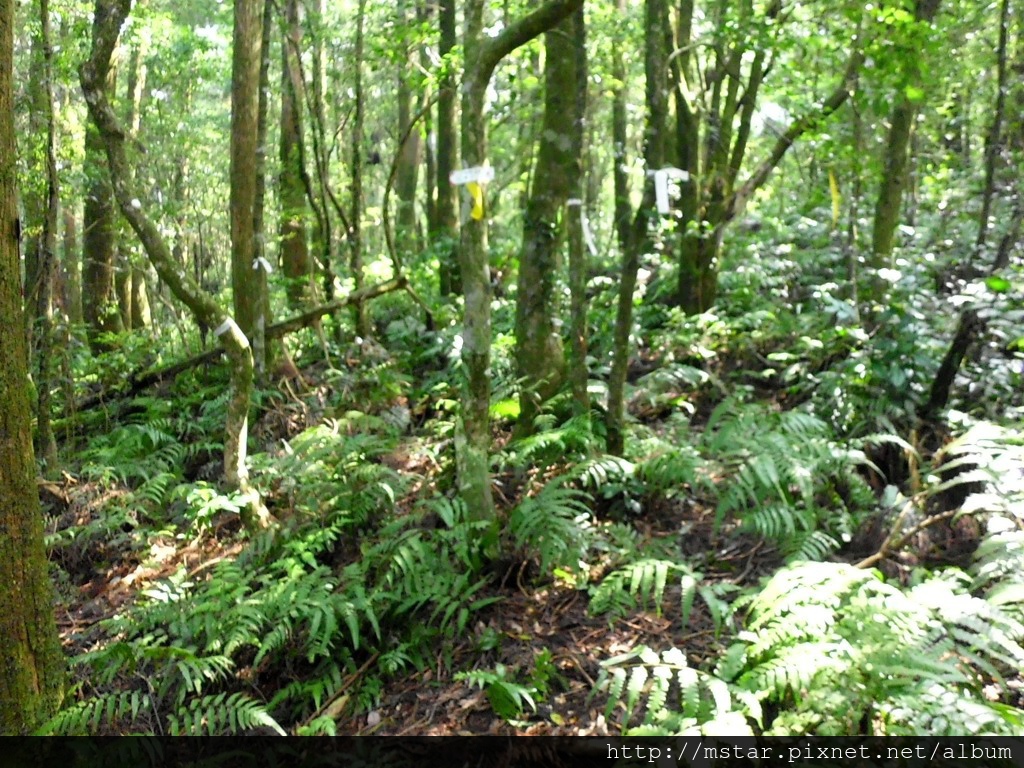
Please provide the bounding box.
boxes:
[974,0,1011,259]
[115,37,149,331]
[869,0,942,298]
[566,4,589,418]
[0,0,64,731]
[457,0,583,529]
[434,0,459,295]
[231,0,267,372]
[33,0,60,474]
[606,0,671,456]
[669,0,862,314]
[350,0,370,338]
[513,17,578,437]
[395,0,422,254]
[278,0,311,309]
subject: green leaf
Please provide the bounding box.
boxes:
[985,276,1011,293]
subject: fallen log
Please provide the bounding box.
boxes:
[69,276,409,414]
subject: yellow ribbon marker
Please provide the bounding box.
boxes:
[828,168,841,231]
[467,181,484,221]
[450,166,495,223]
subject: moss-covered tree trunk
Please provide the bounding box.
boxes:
[513,18,577,437]
[34,0,60,475]
[0,0,65,730]
[869,0,942,301]
[457,0,583,528]
[81,0,270,531]
[82,99,121,349]
[279,0,311,310]
[231,0,266,373]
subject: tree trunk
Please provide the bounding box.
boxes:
[974,0,1010,258]
[279,0,311,309]
[349,0,370,338]
[63,207,82,325]
[567,4,589,418]
[0,0,65,729]
[81,0,271,531]
[869,0,942,300]
[513,17,577,437]
[231,0,266,373]
[606,0,670,456]
[457,0,584,529]
[435,0,459,295]
[611,0,631,261]
[130,262,151,328]
[82,69,122,351]
[396,0,421,255]
[252,0,274,371]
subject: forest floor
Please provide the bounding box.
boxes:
[41,350,1015,735]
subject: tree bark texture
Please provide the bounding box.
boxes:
[34,0,60,474]
[83,117,122,348]
[350,0,369,338]
[231,0,266,372]
[567,4,589,418]
[0,0,65,730]
[278,0,311,310]
[514,17,577,437]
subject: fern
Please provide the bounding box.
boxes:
[167,692,285,736]
[590,558,734,632]
[455,665,538,721]
[706,401,873,560]
[726,561,1024,735]
[509,479,593,575]
[594,646,759,735]
[38,691,153,735]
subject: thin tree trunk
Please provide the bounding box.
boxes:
[869,0,942,300]
[252,0,274,372]
[435,0,459,295]
[63,207,81,325]
[611,0,631,260]
[606,0,670,456]
[567,4,589,418]
[396,0,421,255]
[81,0,271,531]
[34,0,60,474]
[0,0,65,731]
[974,0,1010,259]
[350,0,369,337]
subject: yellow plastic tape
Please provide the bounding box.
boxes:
[828,168,841,231]
[467,181,484,221]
